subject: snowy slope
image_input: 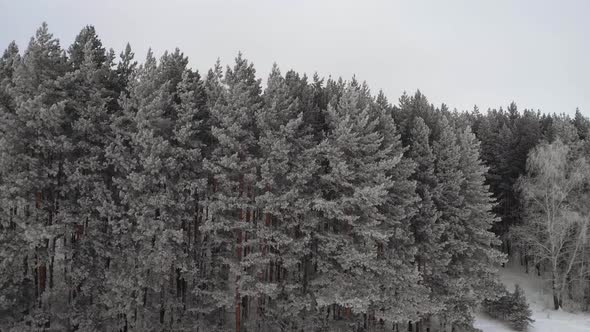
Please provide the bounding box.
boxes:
[474,262,590,332]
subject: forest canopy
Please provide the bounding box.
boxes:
[1,23,589,332]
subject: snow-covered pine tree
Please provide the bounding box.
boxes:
[429,117,503,329]
[257,66,319,329]
[473,112,525,240]
[0,40,23,329]
[99,43,138,331]
[482,285,511,320]
[371,90,432,331]
[284,70,326,143]
[202,53,263,332]
[68,25,107,70]
[453,126,504,325]
[430,115,468,329]
[141,49,201,330]
[310,83,426,330]
[548,113,578,145]
[105,48,194,330]
[204,59,224,110]
[252,64,317,330]
[105,48,157,330]
[483,283,533,331]
[56,31,120,330]
[171,67,210,330]
[406,116,446,326]
[0,23,70,330]
[116,43,137,96]
[507,284,534,331]
[302,73,329,142]
[395,91,438,146]
[188,59,229,331]
[0,41,19,112]
[407,117,442,268]
[573,108,590,140]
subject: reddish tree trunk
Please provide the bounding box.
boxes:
[75,224,84,240]
[36,191,42,209]
[49,250,55,289]
[38,264,47,294]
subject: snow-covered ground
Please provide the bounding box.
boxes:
[474,261,590,332]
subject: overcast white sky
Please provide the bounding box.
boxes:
[1,0,589,115]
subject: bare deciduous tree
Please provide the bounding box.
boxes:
[515,139,590,310]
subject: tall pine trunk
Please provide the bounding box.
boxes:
[235,175,244,332]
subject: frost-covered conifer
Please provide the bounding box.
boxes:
[310,84,427,330]
[202,53,263,331]
[250,64,317,330]
[0,23,70,330]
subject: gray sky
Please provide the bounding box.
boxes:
[1,0,589,115]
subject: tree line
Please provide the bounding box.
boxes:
[0,23,587,332]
